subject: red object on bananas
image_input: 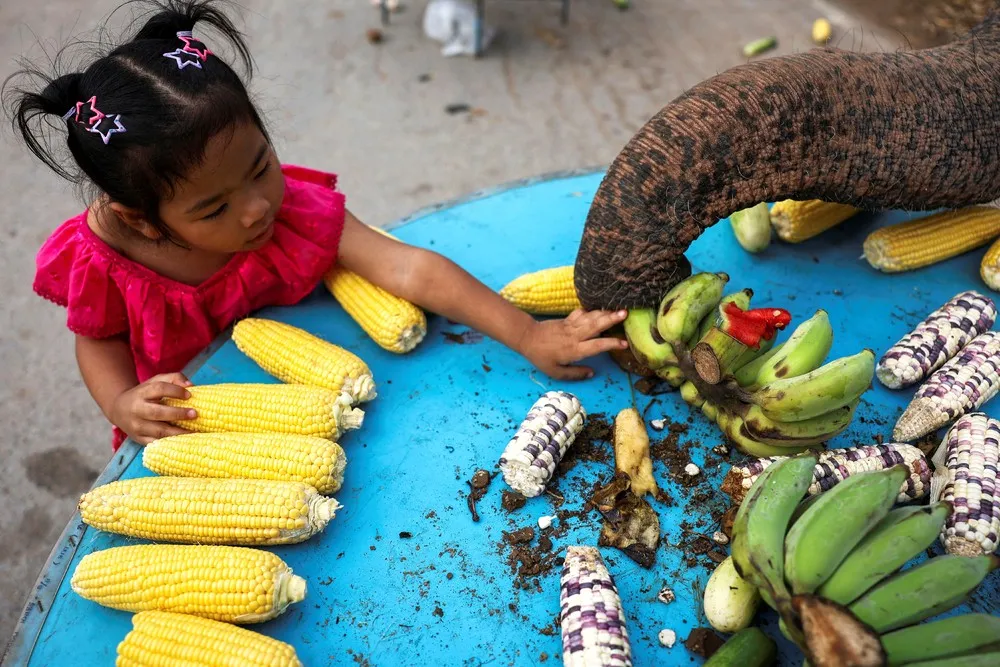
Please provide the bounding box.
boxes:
[721,303,792,348]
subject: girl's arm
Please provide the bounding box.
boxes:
[335,211,628,379]
[76,335,196,444]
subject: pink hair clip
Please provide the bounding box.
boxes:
[163,30,213,69]
[62,95,126,145]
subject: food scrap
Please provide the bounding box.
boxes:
[658,628,677,648]
[466,469,492,522]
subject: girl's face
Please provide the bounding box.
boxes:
[158,121,285,254]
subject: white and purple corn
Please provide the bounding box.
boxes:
[498,391,585,498]
[560,546,633,667]
[931,413,1000,557]
[876,290,996,389]
[894,331,1000,442]
[721,443,931,506]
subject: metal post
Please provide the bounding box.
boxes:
[475,0,486,57]
[561,0,570,25]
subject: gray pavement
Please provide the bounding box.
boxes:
[0,0,902,646]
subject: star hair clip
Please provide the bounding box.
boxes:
[163,30,213,69]
[62,95,126,145]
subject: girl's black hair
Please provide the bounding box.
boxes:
[3,0,269,241]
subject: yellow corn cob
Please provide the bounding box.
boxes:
[79,477,341,545]
[864,207,1000,273]
[164,383,363,439]
[770,200,859,242]
[981,236,1000,292]
[144,432,346,494]
[233,317,376,403]
[500,266,583,316]
[71,544,305,623]
[323,267,426,354]
[116,611,302,667]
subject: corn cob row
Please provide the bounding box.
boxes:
[498,391,585,497]
[894,331,1000,442]
[981,236,1000,291]
[79,477,341,545]
[863,207,1000,273]
[116,611,302,667]
[323,267,426,354]
[500,266,582,316]
[769,200,859,243]
[876,290,997,389]
[559,546,633,667]
[71,544,305,623]
[165,383,363,439]
[233,317,376,403]
[144,432,347,495]
[720,443,931,506]
[931,413,1000,557]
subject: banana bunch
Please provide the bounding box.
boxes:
[730,453,1000,666]
[624,271,876,457]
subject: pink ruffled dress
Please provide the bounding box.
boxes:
[33,165,347,449]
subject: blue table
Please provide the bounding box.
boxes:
[5,169,999,666]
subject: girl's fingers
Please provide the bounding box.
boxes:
[142,381,191,401]
[138,422,190,442]
[574,309,628,337]
[140,403,197,423]
[574,336,630,360]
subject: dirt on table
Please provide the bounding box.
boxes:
[685,627,726,659]
[554,412,612,477]
[501,490,527,512]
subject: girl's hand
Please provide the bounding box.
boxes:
[518,309,629,380]
[109,372,197,445]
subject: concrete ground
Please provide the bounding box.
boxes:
[0,0,916,647]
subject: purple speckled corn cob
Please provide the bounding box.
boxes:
[894,331,1000,442]
[877,290,996,390]
[931,413,1000,557]
[560,546,632,667]
[722,443,931,505]
[498,391,585,498]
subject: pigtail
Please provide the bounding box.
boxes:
[130,0,254,77]
[3,69,85,181]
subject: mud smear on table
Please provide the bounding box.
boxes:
[442,330,484,344]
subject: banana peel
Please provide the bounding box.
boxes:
[613,408,659,497]
[592,473,660,568]
[790,595,885,667]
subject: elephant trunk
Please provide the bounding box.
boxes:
[575,9,1000,310]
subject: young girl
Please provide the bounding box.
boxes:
[8,0,627,448]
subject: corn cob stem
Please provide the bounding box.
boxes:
[79,477,341,545]
[116,611,303,667]
[71,544,306,623]
[721,443,931,506]
[770,200,859,243]
[143,432,347,495]
[894,331,1000,442]
[876,290,996,389]
[500,265,582,316]
[498,391,585,497]
[863,207,1000,273]
[931,413,1000,557]
[233,317,376,403]
[164,383,363,439]
[560,546,633,667]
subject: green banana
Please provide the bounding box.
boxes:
[729,203,772,254]
[701,627,776,667]
[703,555,761,633]
[717,409,813,458]
[817,502,950,605]
[784,465,907,594]
[899,654,1000,667]
[730,453,818,603]
[731,333,777,375]
[734,342,785,386]
[702,401,719,421]
[656,272,728,346]
[880,613,1000,665]
[623,308,676,369]
[741,400,857,447]
[849,554,1000,633]
[697,288,753,342]
[752,349,875,422]
[747,309,833,390]
[680,380,704,407]
[656,364,685,387]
